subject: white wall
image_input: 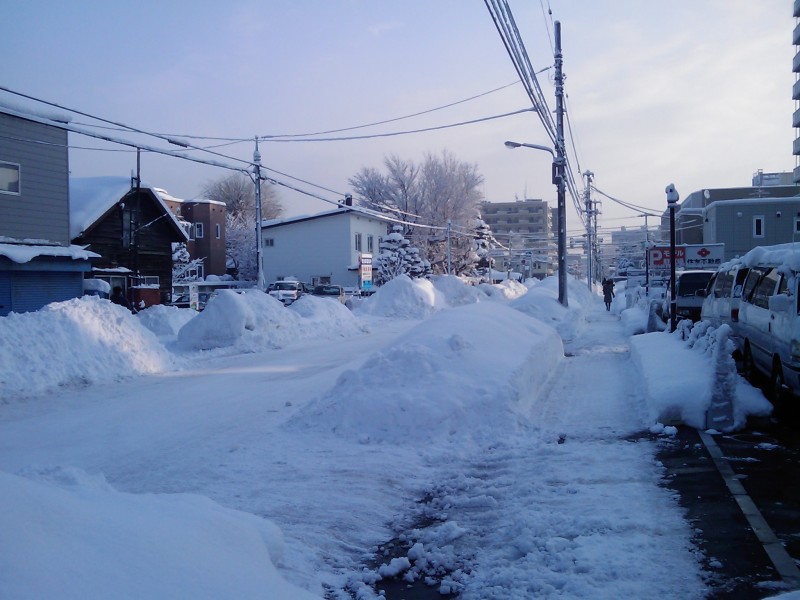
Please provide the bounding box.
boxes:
[260,210,389,287]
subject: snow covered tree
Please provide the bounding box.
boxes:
[472,217,496,279]
[376,225,409,284]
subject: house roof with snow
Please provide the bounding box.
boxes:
[69,177,188,242]
[261,206,395,230]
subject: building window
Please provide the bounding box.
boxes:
[215,224,221,239]
[0,161,20,195]
[355,233,362,252]
[195,222,204,239]
[753,216,764,238]
[367,234,374,253]
[264,238,274,247]
[794,216,800,235]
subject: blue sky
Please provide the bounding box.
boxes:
[2,0,793,237]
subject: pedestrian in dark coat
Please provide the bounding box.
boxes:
[110,286,137,314]
[602,278,615,311]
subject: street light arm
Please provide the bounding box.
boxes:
[504,140,555,158]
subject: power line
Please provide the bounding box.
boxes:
[261,80,522,138]
[256,108,534,143]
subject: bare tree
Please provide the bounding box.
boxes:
[349,150,484,274]
[202,172,283,220]
[202,172,283,281]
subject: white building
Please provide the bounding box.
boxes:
[260,206,394,288]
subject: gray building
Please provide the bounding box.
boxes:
[0,107,96,316]
[662,181,800,262]
[480,198,553,278]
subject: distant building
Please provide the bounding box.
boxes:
[0,107,97,316]
[661,181,800,262]
[480,199,553,278]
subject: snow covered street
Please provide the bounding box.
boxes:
[0,276,779,598]
[383,306,705,598]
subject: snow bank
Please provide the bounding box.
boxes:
[630,328,772,429]
[177,289,366,352]
[0,467,318,600]
[429,274,488,306]
[511,277,593,340]
[287,301,563,445]
[136,303,197,339]
[0,296,176,401]
[355,275,446,318]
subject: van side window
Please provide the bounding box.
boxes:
[732,267,749,298]
[742,268,765,302]
[751,268,779,309]
[717,271,733,297]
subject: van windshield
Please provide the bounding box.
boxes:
[274,282,299,290]
[677,273,713,297]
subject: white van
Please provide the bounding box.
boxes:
[268,280,307,305]
[736,245,800,404]
[700,262,750,350]
[661,270,715,323]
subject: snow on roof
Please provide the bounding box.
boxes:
[0,242,99,264]
[69,177,134,240]
[0,99,72,124]
[69,177,188,242]
[740,243,800,271]
[262,206,395,229]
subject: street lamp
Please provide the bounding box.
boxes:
[505,140,568,306]
[666,183,680,333]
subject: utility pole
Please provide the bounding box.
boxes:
[253,138,265,291]
[583,170,594,291]
[446,220,452,275]
[554,20,568,307]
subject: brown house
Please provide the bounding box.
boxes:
[159,190,227,278]
[69,177,189,306]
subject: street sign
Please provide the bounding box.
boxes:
[359,253,373,290]
[649,244,724,270]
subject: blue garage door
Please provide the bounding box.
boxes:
[0,272,11,317]
[9,271,83,315]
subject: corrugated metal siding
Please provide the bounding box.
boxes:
[0,272,11,316]
[7,271,82,315]
[0,112,70,244]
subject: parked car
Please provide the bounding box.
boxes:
[311,284,346,303]
[268,280,307,305]
[736,251,800,404]
[700,262,750,350]
[661,270,715,323]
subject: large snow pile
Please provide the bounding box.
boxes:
[136,303,197,339]
[355,275,447,318]
[0,467,318,600]
[511,277,593,340]
[477,278,529,300]
[287,301,563,445]
[0,296,176,400]
[429,274,488,306]
[177,289,366,352]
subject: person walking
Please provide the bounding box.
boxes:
[110,286,137,314]
[602,278,615,311]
